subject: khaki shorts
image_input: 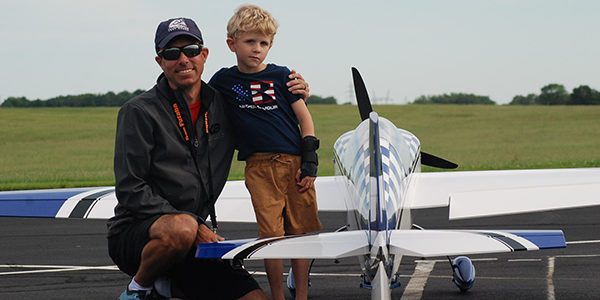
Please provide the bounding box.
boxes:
[245,153,322,238]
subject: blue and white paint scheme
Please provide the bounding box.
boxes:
[2,68,600,300]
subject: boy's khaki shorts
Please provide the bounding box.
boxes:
[245,153,323,238]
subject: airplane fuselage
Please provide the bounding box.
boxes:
[332,112,421,298]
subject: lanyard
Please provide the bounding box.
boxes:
[170,98,218,232]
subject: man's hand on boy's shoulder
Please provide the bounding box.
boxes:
[287,70,310,101]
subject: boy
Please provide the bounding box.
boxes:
[209,5,322,300]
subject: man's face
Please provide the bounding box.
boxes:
[155,36,208,91]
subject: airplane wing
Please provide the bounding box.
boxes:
[3,168,599,221]
[0,186,115,218]
[0,177,346,220]
[195,229,565,260]
[405,168,600,219]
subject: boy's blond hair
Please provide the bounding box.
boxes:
[227,4,279,42]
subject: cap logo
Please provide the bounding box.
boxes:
[169,19,190,32]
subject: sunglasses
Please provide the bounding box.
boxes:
[158,44,203,61]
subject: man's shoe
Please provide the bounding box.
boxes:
[118,288,152,300]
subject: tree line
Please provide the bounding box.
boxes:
[509,84,600,105]
[1,90,146,108]
[1,91,338,108]
[411,84,600,105]
[306,95,337,104]
[3,83,598,107]
[412,93,496,105]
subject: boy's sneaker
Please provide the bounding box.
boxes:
[118,288,166,300]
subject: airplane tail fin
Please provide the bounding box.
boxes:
[367,111,387,240]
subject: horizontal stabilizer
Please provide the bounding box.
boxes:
[196,231,370,260]
[387,229,565,257]
[196,229,564,261]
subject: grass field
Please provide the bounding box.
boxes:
[1,105,599,191]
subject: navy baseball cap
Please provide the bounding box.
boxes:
[155,18,203,52]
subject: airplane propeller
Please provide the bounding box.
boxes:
[351,67,458,169]
[351,67,373,122]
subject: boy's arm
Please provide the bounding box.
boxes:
[291,100,319,193]
[291,100,314,137]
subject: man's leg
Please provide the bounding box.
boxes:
[133,214,198,288]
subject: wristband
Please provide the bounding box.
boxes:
[300,136,319,179]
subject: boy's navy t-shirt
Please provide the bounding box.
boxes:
[209,64,303,161]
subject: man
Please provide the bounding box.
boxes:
[107,17,310,300]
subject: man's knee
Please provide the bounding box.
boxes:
[150,214,198,251]
[240,289,270,300]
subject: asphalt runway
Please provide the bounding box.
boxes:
[2,207,599,300]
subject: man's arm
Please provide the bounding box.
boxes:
[114,103,187,219]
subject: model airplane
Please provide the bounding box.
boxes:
[2,68,600,300]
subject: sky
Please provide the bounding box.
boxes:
[1,0,599,105]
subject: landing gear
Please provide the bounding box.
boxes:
[286,267,296,297]
[449,256,475,292]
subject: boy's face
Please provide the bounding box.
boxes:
[227,32,273,74]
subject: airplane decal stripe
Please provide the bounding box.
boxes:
[492,236,527,251]
[232,236,297,260]
[69,199,95,218]
[380,139,404,229]
[68,189,115,218]
[479,232,527,251]
[399,129,420,160]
